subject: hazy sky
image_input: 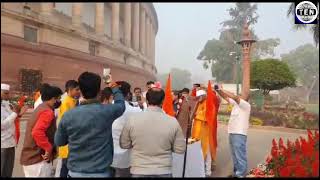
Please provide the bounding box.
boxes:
[153,3,314,84]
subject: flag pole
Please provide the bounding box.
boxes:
[182,99,200,177]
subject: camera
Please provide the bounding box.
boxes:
[214,84,219,90]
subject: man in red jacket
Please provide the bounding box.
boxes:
[20,85,62,177]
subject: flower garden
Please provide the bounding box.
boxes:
[247,130,319,177]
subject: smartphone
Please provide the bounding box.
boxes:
[136,96,142,101]
[214,84,219,90]
[103,68,112,83]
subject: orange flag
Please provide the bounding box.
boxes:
[191,88,197,97]
[162,74,175,117]
[206,81,219,160]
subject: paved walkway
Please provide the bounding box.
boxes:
[13,121,307,177]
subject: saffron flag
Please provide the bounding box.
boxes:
[162,74,175,117]
[191,88,197,97]
[206,81,219,160]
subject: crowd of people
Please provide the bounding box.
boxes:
[1,71,251,178]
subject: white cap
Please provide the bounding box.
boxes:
[1,83,10,91]
[196,90,206,97]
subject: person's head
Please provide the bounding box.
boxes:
[41,85,63,109]
[193,84,201,88]
[100,87,113,104]
[65,80,80,98]
[146,81,155,90]
[78,72,101,99]
[134,87,142,97]
[172,90,179,101]
[40,83,50,95]
[116,81,131,100]
[1,83,10,101]
[196,89,207,102]
[146,88,165,107]
[181,88,190,98]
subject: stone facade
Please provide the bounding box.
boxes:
[1,3,158,92]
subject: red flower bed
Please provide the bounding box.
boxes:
[248,129,319,177]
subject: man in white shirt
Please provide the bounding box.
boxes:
[1,83,28,177]
[111,81,142,177]
[215,85,251,178]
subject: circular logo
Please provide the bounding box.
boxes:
[295,1,318,23]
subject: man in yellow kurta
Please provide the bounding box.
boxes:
[191,89,213,176]
[56,80,80,177]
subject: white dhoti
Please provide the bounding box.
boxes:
[23,161,53,177]
[54,158,63,177]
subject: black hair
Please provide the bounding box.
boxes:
[41,85,63,101]
[100,87,113,102]
[65,80,79,92]
[146,81,155,86]
[146,88,165,106]
[193,84,201,87]
[78,72,101,99]
[181,88,190,94]
[134,87,142,92]
[128,92,133,101]
[173,90,180,96]
[40,83,50,95]
[116,81,131,98]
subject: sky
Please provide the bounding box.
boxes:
[153,3,315,84]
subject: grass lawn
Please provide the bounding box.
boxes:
[304,104,319,114]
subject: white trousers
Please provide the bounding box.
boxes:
[23,161,53,177]
[55,158,63,177]
[204,147,212,176]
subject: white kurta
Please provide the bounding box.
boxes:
[1,100,17,148]
[111,101,142,169]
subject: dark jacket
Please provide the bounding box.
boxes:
[54,87,125,174]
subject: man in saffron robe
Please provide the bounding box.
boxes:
[191,89,213,176]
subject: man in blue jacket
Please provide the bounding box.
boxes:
[55,72,125,177]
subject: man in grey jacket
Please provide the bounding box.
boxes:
[120,88,186,177]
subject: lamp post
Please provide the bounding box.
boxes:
[236,20,256,99]
[229,52,241,95]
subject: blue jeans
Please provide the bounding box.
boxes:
[229,133,247,177]
[68,170,112,178]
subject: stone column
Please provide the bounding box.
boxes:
[95,3,105,36]
[40,3,54,17]
[72,3,83,28]
[124,3,131,47]
[145,17,150,58]
[111,3,120,42]
[132,3,140,51]
[151,26,155,64]
[139,7,146,54]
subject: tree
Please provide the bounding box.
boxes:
[198,3,280,83]
[281,44,319,102]
[287,3,319,46]
[157,68,192,90]
[251,59,296,95]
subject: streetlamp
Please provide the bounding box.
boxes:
[229,52,241,95]
[236,20,256,99]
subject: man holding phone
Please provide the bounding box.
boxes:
[215,84,251,177]
[132,87,146,110]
